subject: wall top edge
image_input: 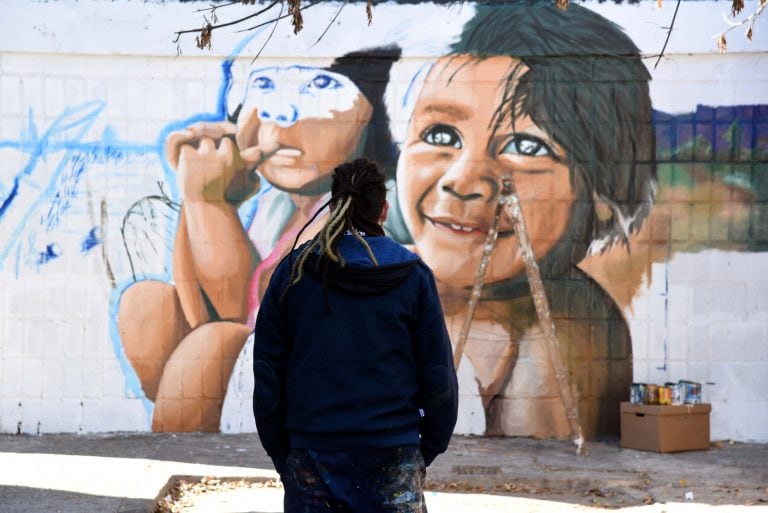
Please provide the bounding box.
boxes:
[1,0,765,58]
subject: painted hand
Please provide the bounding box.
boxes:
[166,121,275,204]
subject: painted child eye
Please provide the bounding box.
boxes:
[251,76,275,91]
[421,124,462,149]
[310,74,341,90]
[501,134,552,157]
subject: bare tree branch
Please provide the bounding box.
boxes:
[173,0,280,42]
[174,0,765,56]
[252,1,285,62]
[654,0,681,69]
[311,0,348,48]
[195,1,243,14]
[236,0,323,33]
[714,0,767,52]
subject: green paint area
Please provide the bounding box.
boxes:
[653,106,768,252]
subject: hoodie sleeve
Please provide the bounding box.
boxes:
[252,260,292,476]
[413,263,459,466]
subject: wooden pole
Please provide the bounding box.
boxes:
[452,175,586,455]
[452,178,511,370]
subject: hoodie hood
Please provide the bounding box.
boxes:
[303,235,419,296]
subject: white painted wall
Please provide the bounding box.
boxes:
[1,0,767,441]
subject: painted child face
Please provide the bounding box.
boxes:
[235,66,373,195]
[397,56,576,289]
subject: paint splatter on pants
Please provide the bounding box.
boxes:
[282,446,427,513]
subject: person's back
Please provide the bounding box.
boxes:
[253,158,458,513]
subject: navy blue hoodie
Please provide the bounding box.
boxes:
[252,234,458,475]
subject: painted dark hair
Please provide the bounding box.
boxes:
[228,46,401,178]
[328,46,402,177]
[451,2,655,259]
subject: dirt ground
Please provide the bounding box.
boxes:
[153,475,768,513]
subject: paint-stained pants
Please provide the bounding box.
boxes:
[282,446,427,513]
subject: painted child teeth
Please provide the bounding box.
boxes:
[437,220,478,233]
[450,223,475,233]
[276,147,302,157]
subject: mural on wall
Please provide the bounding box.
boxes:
[396,4,655,439]
[0,102,157,278]
[2,1,766,437]
[117,43,402,431]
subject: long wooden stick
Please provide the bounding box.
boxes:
[452,175,586,455]
[503,174,585,455]
[452,179,511,370]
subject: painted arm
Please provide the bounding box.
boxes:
[166,122,267,326]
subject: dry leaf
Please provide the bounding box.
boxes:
[195,23,213,50]
[288,0,303,34]
[746,25,753,42]
[555,0,568,10]
[717,33,727,53]
[367,0,373,25]
[731,0,745,17]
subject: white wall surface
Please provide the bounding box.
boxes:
[1,0,767,441]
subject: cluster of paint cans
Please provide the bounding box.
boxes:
[630,380,702,405]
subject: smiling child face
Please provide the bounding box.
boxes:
[235,66,373,195]
[397,56,576,288]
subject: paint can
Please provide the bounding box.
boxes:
[644,384,659,405]
[680,380,702,404]
[630,383,646,404]
[665,382,683,405]
[658,386,672,405]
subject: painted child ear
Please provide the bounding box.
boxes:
[593,192,614,222]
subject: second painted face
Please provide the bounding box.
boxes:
[397,56,577,289]
[236,66,373,195]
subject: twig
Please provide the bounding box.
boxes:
[713,0,766,39]
[252,1,284,63]
[236,0,323,33]
[195,1,242,13]
[173,0,280,41]
[311,0,348,48]
[654,0,681,69]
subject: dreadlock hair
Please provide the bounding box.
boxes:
[283,158,388,295]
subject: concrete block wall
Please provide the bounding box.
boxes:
[1,0,767,441]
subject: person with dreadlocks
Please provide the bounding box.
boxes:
[252,158,458,513]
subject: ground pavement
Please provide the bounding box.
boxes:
[1,433,766,512]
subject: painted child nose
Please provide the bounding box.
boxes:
[259,105,299,128]
[441,185,482,201]
[437,157,501,202]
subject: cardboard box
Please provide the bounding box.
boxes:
[620,402,711,453]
